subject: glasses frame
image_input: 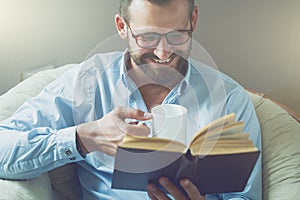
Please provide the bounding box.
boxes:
[124,18,193,49]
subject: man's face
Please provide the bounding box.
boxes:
[125,0,196,85]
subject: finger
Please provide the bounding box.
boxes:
[108,118,150,140]
[147,183,169,200]
[148,191,158,200]
[128,121,139,125]
[98,142,118,156]
[159,177,186,200]
[125,123,151,136]
[114,106,151,120]
[112,107,150,132]
[180,179,205,200]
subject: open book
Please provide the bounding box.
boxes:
[112,113,260,195]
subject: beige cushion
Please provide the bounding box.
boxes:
[0,64,73,121]
[0,173,54,200]
[249,92,300,200]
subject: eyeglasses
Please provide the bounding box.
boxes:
[124,19,193,49]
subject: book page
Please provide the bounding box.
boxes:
[187,113,259,156]
[197,146,258,155]
[120,134,187,153]
[190,120,244,147]
[189,113,237,145]
[190,138,256,155]
[205,121,245,138]
[191,133,251,149]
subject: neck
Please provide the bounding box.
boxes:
[139,84,171,110]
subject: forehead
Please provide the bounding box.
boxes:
[128,0,190,30]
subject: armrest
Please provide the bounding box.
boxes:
[248,91,300,200]
[246,88,300,123]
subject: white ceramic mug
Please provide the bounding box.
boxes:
[151,104,187,144]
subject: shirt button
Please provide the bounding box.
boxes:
[65,149,72,156]
[70,157,76,161]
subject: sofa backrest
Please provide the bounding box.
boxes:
[248,92,300,199]
[0,64,74,121]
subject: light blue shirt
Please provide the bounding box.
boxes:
[0,52,262,200]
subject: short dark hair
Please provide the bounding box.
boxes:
[119,0,195,21]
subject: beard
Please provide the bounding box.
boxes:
[128,47,191,85]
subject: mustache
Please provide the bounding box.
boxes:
[140,53,160,61]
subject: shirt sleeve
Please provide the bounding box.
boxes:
[0,68,85,180]
[219,86,262,200]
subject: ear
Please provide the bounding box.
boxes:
[191,6,198,31]
[115,14,127,39]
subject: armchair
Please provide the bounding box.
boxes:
[0,64,299,200]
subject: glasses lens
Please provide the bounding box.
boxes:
[136,33,160,48]
[167,31,190,45]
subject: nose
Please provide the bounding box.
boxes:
[153,37,173,61]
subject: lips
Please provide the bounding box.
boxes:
[150,54,175,64]
[153,57,172,63]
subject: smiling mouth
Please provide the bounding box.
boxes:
[152,54,175,64]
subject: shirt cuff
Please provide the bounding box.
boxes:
[56,126,85,162]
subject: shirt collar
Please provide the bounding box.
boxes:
[177,59,191,95]
[120,51,137,93]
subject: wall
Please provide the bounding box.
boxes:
[0,0,299,113]
[0,0,118,93]
[195,0,300,113]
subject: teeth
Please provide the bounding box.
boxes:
[153,57,172,63]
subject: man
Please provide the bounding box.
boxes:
[0,0,262,199]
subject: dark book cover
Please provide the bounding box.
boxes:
[112,147,260,195]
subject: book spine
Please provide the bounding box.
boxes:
[176,150,197,181]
